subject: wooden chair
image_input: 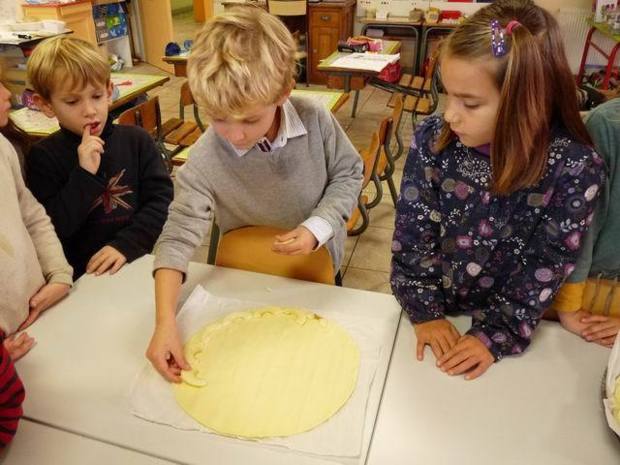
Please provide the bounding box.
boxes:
[347,130,381,236]
[267,0,309,85]
[214,225,336,285]
[162,81,205,148]
[402,48,441,127]
[367,116,399,208]
[387,92,405,163]
[117,96,174,171]
[117,82,205,170]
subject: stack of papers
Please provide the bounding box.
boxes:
[330,53,400,72]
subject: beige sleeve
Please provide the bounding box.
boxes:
[4,138,73,286]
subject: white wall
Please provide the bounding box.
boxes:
[0,0,17,20]
[536,0,592,14]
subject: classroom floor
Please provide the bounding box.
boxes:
[129,62,426,295]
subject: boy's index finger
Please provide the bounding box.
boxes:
[82,125,92,141]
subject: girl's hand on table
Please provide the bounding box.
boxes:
[437,335,494,381]
[413,319,461,361]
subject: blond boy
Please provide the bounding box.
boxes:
[26,37,173,279]
[147,6,363,382]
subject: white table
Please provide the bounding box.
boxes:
[0,420,175,465]
[366,315,620,464]
[15,256,402,465]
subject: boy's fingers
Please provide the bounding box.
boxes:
[95,256,116,275]
[272,241,302,255]
[109,258,125,275]
[168,344,190,370]
[274,231,297,242]
[82,125,91,141]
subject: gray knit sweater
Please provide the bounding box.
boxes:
[154,96,363,274]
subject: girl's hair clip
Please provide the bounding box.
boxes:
[490,19,507,57]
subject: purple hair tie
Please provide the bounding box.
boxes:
[490,19,507,57]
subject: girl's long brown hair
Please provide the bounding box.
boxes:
[435,0,591,195]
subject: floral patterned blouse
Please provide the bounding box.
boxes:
[391,116,606,360]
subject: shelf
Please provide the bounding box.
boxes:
[97,33,128,45]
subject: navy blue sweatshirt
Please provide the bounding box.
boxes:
[26,118,173,278]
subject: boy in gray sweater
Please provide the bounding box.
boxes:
[147,6,363,382]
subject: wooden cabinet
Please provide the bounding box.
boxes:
[308,0,355,85]
[22,1,98,45]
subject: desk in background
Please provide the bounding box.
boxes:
[358,18,458,75]
[318,39,400,117]
[9,73,170,139]
[359,17,421,73]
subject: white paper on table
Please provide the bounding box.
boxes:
[330,53,400,72]
[129,285,382,460]
[603,333,620,436]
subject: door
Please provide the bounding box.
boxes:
[136,0,174,73]
[310,26,339,84]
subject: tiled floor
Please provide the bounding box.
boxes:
[120,59,423,296]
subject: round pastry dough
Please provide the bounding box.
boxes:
[174,307,360,438]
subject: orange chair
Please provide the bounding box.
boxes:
[214,225,336,285]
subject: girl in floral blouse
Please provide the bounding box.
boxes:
[391,0,606,380]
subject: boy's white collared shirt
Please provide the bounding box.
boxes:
[230,99,334,250]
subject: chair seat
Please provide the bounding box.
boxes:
[387,73,432,108]
[160,117,184,137]
[179,126,204,147]
[403,95,431,114]
[164,121,199,145]
[215,225,336,285]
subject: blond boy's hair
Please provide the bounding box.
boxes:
[188,6,297,119]
[27,36,110,100]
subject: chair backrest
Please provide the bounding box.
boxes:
[391,93,404,137]
[215,225,335,285]
[375,117,393,176]
[361,130,381,188]
[179,81,205,131]
[117,96,163,139]
[268,0,306,16]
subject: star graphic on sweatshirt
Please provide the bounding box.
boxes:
[90,169,134,214]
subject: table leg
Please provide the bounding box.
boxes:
[344,74,359,118]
